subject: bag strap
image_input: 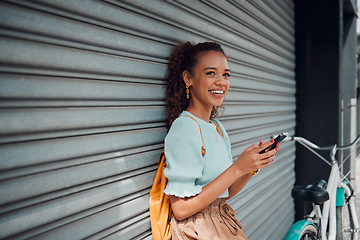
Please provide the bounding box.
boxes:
[211,120,224,139]
[184,115,206,156]
[184,115,224,156]
[158,151,165,165]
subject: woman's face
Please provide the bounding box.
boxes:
[185,50,230,110]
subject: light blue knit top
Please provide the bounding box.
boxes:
[164,111,233,198]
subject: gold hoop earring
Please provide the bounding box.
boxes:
[186,85,190,99]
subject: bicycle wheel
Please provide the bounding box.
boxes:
[336,202,355,240]
[298,224,318,240]
[284,220,319,240]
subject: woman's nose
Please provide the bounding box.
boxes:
[215,76,226,86]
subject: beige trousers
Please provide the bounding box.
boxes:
[170,199,248,240]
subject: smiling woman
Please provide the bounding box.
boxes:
[165,42,227,129]
[158,42,279,239]
[183,50,230,119]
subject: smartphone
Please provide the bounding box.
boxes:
[259,133,287,154]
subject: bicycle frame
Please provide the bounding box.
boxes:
[318,160,339,240]
[302,161,340,240]
[284,136,359,240]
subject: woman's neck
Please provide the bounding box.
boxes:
[186,105,212,123]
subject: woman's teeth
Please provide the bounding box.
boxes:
[210,90,224,94]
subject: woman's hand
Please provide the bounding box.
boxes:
[170,139,279,220]
[233,139,278,176]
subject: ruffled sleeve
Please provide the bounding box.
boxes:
[212,119,233,162]
[163,116,205,197]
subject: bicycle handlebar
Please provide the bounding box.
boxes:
[284,136,333,150]
[337,134,360,150]
[285,135,360,151]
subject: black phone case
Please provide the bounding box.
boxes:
[259,133,287,154]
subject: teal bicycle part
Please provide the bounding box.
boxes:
[284,220,318,240]
[336,187,344,207]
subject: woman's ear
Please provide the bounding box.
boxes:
[182,70,192,87]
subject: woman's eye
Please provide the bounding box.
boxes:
[224,73,231,78]
[206,71,215,76]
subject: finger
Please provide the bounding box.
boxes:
[260,152,277,165]
[258,140,264,146]
[258,139,275,153]
[275,142,280,150]
[260,158,274,168]
[259,148,277,160]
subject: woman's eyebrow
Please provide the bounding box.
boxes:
[203,67,231,72]
[204,67,216,70]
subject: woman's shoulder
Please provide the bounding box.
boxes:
[165,114,204,153]
[169,113,201,132]
[166,118,199,144]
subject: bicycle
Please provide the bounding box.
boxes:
[283,135,360,240]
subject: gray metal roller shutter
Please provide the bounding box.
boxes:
[0,0,295,239]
